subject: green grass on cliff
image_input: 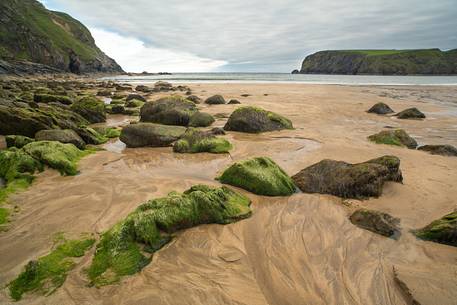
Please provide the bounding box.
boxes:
[340,49,441,57]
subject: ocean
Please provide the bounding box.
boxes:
[103,73,457,86]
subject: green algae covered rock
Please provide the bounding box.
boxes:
[292,155,403,199]
[8,235,95,301]
[368,129,418,149]
[74,126,108,145]
[35,129,86,149]
[218,157,296,196]
[93,126,121,139]
[0,147,42,185]
[188,112,215,127]
[22,141,89,176]
[415,211,457,247]
[5,135,35,148]
[140,95,197,126]
[120,123,186,148]
[224,106,293,133]
[33,94,73,105]
[87,185,251,286]
[173,129,232,154]
[71,96,106,123]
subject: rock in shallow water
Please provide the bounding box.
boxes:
[120,123,186,148]
[292,155,403,199]
[350,209,400,238]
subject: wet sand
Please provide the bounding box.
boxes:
[1,84,457,305]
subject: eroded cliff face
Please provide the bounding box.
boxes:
[0,0,124,74]
[298,49,457,75]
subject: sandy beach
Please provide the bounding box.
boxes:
[1,83,457,305]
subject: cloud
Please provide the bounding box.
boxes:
[43,0,457,72]
[90,28,227,72]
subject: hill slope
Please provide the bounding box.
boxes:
[297,49,457,75]
[0,0,123,74]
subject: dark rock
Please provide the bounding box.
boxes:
[135,85,152,93]
[415,211,457,247]
[228,99,241,104]
[173,128,232,154]
[188,112,215,127]
[186,95,201,104]
[211,127,226,135]
[74,127,107,145]
[224,106,293,133]
[292,155,403,199]
[291,69,300,74]
[350,209,400,238]
[240,94,251,97]
[205,95,226,105]
[70,96,106,123]
[154,81,173,91]
[418,145,457,157]
[367,102,394,115]
[126,94,146,103]
[97,90,112,97]
[120,123,186,148]
[140,96,197,126]
[368,129,417,149]
[396,108,426,119]
[35,129,86,149]
[33,94,73,105]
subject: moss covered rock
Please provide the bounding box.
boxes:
[120,123,186,148]
[93,127,121,139]
[173,129,232,154]
[5,135,35,148]
[367,102,394,114]
[23,141,89,176]
[368,129,417,149]
[35,129,86,149]
[71,96,106,123]
[125,99,144,108]
[87,185,251,286]
[187,95,201,104]
[218,157,296,196]
[126,94,146,103]
[396,107,426,119]
[350,209,400,238]
[188,112,215,127]
[8,235,95,300]
[292,155,403,199]
[33,94,73,105]
[0,147,42,185]
[415,211,457,247]
[224,106,293,133]
[140,95,197,126]
[418,145,457,157]
[74,127,107,145]
[205,95,226,105]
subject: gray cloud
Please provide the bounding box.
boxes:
[45,0,457,71]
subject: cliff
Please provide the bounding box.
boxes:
[297,49,457,75]
[0,0,124,74]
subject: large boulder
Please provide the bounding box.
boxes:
[415,211,457,247]
[418,145,457,157]
[120,123,186,148]
[70,96,106,123]
[350,209,400,238]
[205,95,226,105]
[396,107,426,119]
[218,157,296,196]
[35,129,86,149]
[173,129,232,154]
[367,102,394,115]
[140,96,197,126]
[292,156,403,199]
[224,106,293,133]
[368,129,417,149]
[0,100,88,137]
[74,127,107,145]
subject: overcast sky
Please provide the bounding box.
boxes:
[40,0,457,72]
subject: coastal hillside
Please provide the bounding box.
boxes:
[0,0,123,74]
[297,49,457,75]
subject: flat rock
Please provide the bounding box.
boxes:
[349,209,400,238]
[120,123,186,148]
[418,145,457,157]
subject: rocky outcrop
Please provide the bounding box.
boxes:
[224,106,293,133]
[367,102,394,115]
[119,123,186,148]
[218,157,296,196]
[0,0,123,74]
[70,96,106,123]
[350,209,400,238]
[368,129,418,149]
[292,156,403,199]
[418,145,457,157]
[297,49,457,75]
